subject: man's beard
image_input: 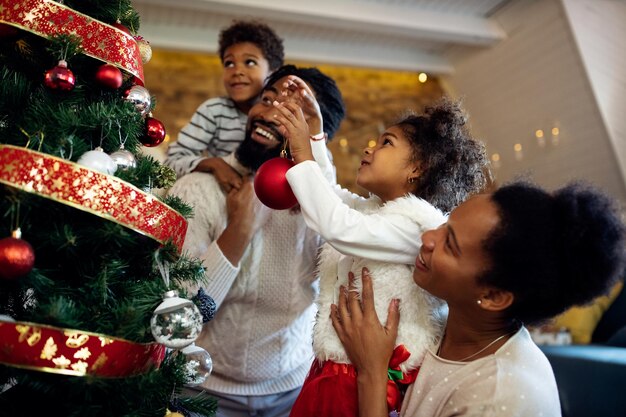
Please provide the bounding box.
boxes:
[235,125,285,172]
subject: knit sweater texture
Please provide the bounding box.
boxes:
[167,142,334,396]
[286,161,448,372]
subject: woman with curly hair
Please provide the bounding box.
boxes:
[272,92,490,417]
[332,182,625,417]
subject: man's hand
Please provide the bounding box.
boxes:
[218,177,269,265]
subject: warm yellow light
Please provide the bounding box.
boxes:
[164,134,171,143]
[339,138,348,148]
[418,73,428,83]
[491,153,500,162]
[535,130,544,138]
[552,127,559,136]
[367,140,377,148]
[514,143,522,152]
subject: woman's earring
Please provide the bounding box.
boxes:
[408,177,415,184]
[476,299,482,305]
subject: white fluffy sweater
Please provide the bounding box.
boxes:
[286,161,448,372]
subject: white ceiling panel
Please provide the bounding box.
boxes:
[132,0,509,73]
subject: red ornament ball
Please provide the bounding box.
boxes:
[254,157,297,210]
[112,22,131,35]
[95,64,123,89]
[44,60,75,91]
[141,117,166,147]
[0,231,35,280]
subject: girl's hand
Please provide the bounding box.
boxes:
[331,268,399,376]
[272,100,314,163]
[281,76,323,137]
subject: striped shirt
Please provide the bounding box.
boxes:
[165,97,247,177]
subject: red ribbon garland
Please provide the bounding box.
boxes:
[0,319,165,377]
[386,344,419,413]
[0,0,144,83]
[0,145,188,252]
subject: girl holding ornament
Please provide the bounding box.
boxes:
[273,85,489,417]
[165,20,284,191]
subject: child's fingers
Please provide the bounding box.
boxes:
[287,76,312,93]
[272,101,300,123]
[230,178,242,191]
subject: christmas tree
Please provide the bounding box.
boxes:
[0,1,216,415]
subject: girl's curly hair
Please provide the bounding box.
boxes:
[397,99,489,213]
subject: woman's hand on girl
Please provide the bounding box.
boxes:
[331,267,399,377]
[332,268,400,417]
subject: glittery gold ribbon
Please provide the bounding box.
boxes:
[0,0,144,82]
[0,145,187,252]
[0,319,165,377]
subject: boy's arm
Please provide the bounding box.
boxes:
[165,100,221,177]
[194,157,243,192]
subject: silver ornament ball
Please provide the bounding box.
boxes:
[125,85,152,117]
[181,343,213,386]
[150,290,203,349]
[110,148,137,170]
[76,147,117,175]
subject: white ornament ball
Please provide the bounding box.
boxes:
[181,343,213,386]
[125,85,151,117]
[110,148,137,170]
[150,290,203,349]
[77,147,117,175]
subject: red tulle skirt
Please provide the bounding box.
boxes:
[289,360,359,417]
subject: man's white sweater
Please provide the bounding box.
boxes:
[168,142,333,396]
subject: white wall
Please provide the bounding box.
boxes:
[442,0,626,204]
[562,0,626,195]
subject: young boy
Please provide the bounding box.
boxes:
[165,20,284,190]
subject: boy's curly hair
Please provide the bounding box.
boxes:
[218,20,284,71]
[397,99,489,213]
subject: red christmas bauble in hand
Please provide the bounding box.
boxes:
[0,229,35,280]
[95,64,123,89]
[141,117,166,147]
[44,60,75,91]
[254,157,297,210]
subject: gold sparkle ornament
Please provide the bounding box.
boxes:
[136,37,152,64]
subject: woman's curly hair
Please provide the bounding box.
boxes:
[397,99,489,213]
[480,181,626,325]
[218,20,284,71]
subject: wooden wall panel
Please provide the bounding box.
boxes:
[144,50,445,193]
